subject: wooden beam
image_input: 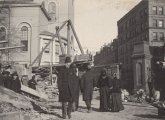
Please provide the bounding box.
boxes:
[56,20,68,55]
[30,20,68,67]
[30,39,53,67]
[0,46,24,51]
[68,19,84,54]
[0,41,8,44]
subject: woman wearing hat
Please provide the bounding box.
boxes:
[110,73,124,112]
[97,68,112,112]
[11,72,21,93]
[2,71,12,89]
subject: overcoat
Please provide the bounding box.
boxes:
[28,79,37,90]
[111,77,124,112]
[97,75,111,111]
[4,76,12,89]
[58,65,79,102]
[11,77,21,92]
[80,70,96,101]
[0,73,4,86]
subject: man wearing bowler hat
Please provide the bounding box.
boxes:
[57,56,78,119]
[80,64,96,113]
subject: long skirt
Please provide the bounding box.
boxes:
[111,92,124,112]
[99,86,110,111]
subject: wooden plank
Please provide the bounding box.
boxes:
[0,46,24,50]
[0,41,8,44]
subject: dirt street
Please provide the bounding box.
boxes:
[32,92,165,120]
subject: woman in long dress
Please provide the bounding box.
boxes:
[111,73,124,112]
[97,68,111,112]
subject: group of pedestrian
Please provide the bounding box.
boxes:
[0,63,38,93]
[97,69,124,112]
[0,65,21,93]
[57,56,124,119]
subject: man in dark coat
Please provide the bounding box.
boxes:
[2,71,12,89]
[28,75,37,90]
[80,64,96,113]
[0,63,4,86]
[69,63,80,112]
[11,72,21,93]
[57,56,79,119]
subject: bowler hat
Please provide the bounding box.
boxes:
[2,71,10,75]
[65,56,71,63]
[11,72,18,76]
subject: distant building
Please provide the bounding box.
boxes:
[94,38,118,65]
[0,0,74,73]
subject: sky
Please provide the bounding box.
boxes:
[74,0,141,54]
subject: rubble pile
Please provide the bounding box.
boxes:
[0,86,54,114]
[0,102,19,113]
[121,89,147,103]
[0,86,33,111]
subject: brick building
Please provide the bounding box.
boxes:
[95,0,165,92]
[94,38,118,66]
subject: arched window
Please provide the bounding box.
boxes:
[21,26,28,51]
[0,27,6,41]
[48,2,56,20]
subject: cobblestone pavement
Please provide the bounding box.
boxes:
[33,95,165,120]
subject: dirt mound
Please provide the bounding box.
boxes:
[0,86,33,113]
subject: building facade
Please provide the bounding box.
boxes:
[117,0,165,92]
[95,0,165,92]
[0,0,74,72]
[94,38,118,66]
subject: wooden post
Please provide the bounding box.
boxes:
[69,19,84,54]
[56,20,68,55]
[67,22,71,56]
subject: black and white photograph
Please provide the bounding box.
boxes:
[0,0,165,120]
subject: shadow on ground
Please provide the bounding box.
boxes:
[78,106,100,113]
[134,114,165,119]
[123,103,154,108]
